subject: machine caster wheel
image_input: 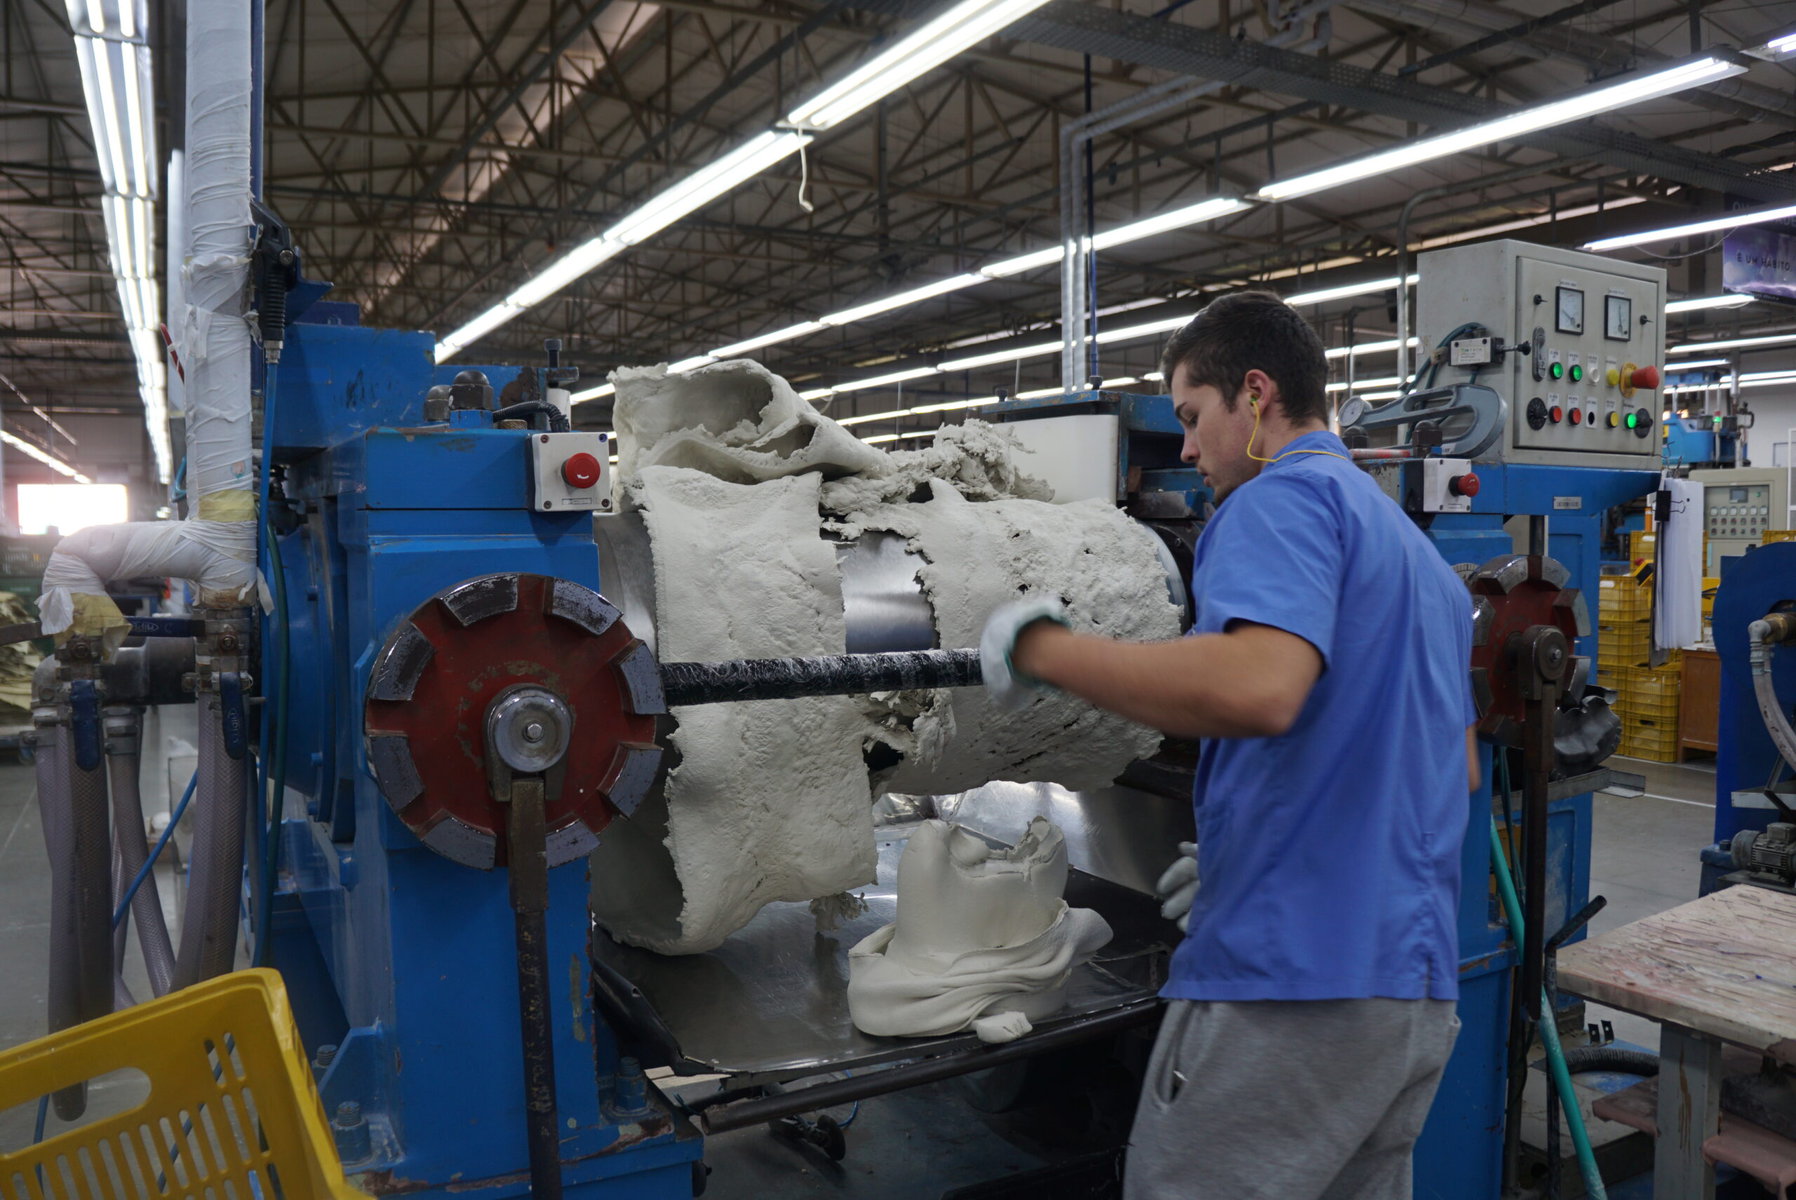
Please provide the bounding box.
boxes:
[690,1160,711,1196]
[770,1112,847,1163]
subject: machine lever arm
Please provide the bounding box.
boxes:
[660,648,982,706]
[504,777,563,1200]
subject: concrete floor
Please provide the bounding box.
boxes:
[0,750,1732,1197]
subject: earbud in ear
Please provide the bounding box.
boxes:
[1249,393,1261,407]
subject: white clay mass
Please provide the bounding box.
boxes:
[590,361,1178,956]
[846,818,1113,1042]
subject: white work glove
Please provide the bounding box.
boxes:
[1155,842,1200,932]
[978,597,1069,710]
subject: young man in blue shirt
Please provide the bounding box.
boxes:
[981,291,1480,1199]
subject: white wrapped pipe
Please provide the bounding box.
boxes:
[38,0,255,646]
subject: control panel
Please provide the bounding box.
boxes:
[527,431,611,512]
[1691,467,1792,574]
[1416,241,1666,469]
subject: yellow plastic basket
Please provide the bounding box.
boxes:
[0,970,362,1200]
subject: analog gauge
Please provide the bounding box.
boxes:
[1604,295,1632,341]
[1556,286,1585,335]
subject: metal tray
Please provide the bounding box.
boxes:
[590,820,1175,1084]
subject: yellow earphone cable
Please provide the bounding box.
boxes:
[1245,394,1349,465]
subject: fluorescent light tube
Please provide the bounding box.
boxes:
[1093,314,1190,345]
[84,0,104,33]
[820,274,985,327]
[831,366,941,395]
[939,339,1061,372]
[1584,203,1796,252]
[1665,294,1755,314]
[571,383,616,403]
[1665,358,1730,370]
[1326,375,1403,392]
[1089,197,1249,251]
[1,430,91,482]
[665,356,716,374]
[1286,275,1418,307]
[798,387,835,402]
[1014,385,1065,400]
[712,321,826,357]
[435,302,521,361]
[980,246,1064,278]
[605,131,809,245]
[839,408,907,427]
[121,47,149,195]
[1668,332,1796,354]
[506,236,624,307]
[785,0,1052,131]
[1324,337,1418,360]
[1758,29,1796,57]
[861,433,902,444]
[1257,55,1744,201]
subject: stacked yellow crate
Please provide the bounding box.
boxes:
[1597,571,1681,761]
[1764,530,1796,545]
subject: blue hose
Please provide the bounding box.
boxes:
[112,771,198,930]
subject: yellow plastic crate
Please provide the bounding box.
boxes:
[1619,695,1680,722]
[1621,736,1680,763]
[1598,576,1651,620]
[1764,529,1796,544]
[0,970,362,1200]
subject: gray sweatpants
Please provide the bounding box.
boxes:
[1124,998,1459,1200]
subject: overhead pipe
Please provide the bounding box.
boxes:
[1059,1,1335,390]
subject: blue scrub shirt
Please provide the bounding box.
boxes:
[1164,430,1476,1003]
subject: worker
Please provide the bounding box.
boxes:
[980,291,1478,1200]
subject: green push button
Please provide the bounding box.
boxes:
[1625,412,1639,429]
[1569,364,1584,383]
[1549,361,1565,380]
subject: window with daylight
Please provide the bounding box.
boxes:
[18,484,128,536]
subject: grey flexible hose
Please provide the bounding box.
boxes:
[33,713,85,1119]
[174,691,246,986]
[67,751,114,1027]
[1749,620,1796,773]
[106,712,175,996]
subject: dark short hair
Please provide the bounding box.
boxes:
[1159,291,1329,425]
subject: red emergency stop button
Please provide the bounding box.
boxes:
[1568,407,1582,425]
[1630,365,1660,390]
[1449,472,1480,498]
[561,452,601,488]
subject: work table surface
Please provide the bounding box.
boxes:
[1556,883,1796,1061]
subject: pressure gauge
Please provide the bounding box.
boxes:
[1604,295,1632,341]
[1555,286,1585,335]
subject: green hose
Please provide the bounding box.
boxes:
[1489,818,1609,1200]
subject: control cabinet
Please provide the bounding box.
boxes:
[1691,466,1792,574]
[1417,241,1666,469]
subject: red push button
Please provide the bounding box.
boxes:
[1568,408,1582,425]
[1449,472,1480,498]
[1550,406,1563,423]
[561,452,601,488]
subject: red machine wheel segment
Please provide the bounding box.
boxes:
[1465,554,1590,747]
[363,573,665,869]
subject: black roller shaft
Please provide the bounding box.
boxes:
[660,648,982,707]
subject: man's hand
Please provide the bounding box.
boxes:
[978,597,1069,709]
[1155,842,1200,931]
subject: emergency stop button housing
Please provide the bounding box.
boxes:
[527,431,610,512]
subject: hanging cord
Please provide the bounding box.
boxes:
[796,140,815,215]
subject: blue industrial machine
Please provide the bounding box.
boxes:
[1700,541,1796,888]
[265,318,708,1198]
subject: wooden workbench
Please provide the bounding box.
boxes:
[1557,884,1796,1199]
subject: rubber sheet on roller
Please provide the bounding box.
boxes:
[589,821,1174,1081]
